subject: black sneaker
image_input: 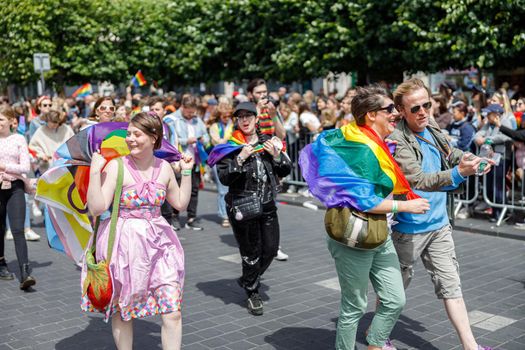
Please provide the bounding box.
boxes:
[171,218,181,231]
[0,264,14,280]
[247,293,263,316]
[185,219,203,231]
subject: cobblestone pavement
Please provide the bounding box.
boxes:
[1,190,524,349]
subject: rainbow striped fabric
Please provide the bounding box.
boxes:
[299,122,418,211]
[257,109,275,136]
[72,83,92,98]
[207,130,264,167]
[131,70,147,87]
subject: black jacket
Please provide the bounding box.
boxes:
[217,149,291,205]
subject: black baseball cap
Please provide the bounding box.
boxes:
[233,102,257,117]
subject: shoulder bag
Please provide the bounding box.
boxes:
[82,157,124,311]
[324,207,388,250]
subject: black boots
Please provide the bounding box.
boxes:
[0,259,14,280]
[19,263,36,290]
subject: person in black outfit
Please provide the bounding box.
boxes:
[216,102,291,316]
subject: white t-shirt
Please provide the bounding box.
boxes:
[299,111,321,131]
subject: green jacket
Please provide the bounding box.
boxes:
[389,117,464,192]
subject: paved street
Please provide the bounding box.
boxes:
[1,190,524,350]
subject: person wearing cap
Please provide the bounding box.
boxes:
[388,78,494,350]
[214,101,291,316]
[474,104,513,222]
[247,78,290,261]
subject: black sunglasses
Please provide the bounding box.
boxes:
[409,101,432,114]
[374,103,396,114]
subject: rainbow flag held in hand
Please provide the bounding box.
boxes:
[299,122,418,211]
[72,83,92,98]
[207,130,265,167]
[131,70,147,87]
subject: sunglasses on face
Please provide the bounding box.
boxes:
[98,105,116,112]
[41,103,52,108]
[374,103,396,114]
[409,101,432,114]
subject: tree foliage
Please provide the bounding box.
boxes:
[1,0,524,88]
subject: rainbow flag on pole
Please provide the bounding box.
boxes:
[299,122,418,211]
[131,70,147,87]
[72,83,92,98]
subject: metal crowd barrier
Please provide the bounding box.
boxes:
[283,132,314,186]
[283,134,525,227]
[478,143,525,226]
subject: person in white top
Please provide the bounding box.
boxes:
[0,105,35,290]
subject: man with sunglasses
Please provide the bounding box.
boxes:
[388,78,493,350]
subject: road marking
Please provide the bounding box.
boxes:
[315,277,340,291]
[218,253,241,264]
[470,311,517,331]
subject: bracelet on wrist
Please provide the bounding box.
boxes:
[181,169,192,176]
[392,200,398,214]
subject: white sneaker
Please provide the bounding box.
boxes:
[24,229,40,241]
[32,202,42,217]
[456,208,470,220]
[275,248,288,261]
[286,185,297,194]
[5,229,13,240]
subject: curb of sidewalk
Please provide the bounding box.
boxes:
[202,186,525,241]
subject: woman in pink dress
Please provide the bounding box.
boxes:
[83,112,193,350]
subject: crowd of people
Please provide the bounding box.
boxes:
[0,76,523,349]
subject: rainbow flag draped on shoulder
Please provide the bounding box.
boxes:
[207,130,265,167]
[299,122,418,211]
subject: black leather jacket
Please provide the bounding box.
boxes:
[217,149,291,205]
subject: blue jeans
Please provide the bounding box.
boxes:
[212,165,228,219]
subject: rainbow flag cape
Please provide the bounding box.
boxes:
[299,122,418,211]
[131,70,147,87]
[36,122,181,265]
[72,83,92,98]
[207,130,264,167]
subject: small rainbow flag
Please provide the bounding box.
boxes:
[207,130,264,167]
[131,106,141,116]
[299,122,418,211]
[72,83,92,98]
[131,70,147,87]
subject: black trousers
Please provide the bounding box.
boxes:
[0,180,29,271]
[227,201,280,295]
[161,165,201,222]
